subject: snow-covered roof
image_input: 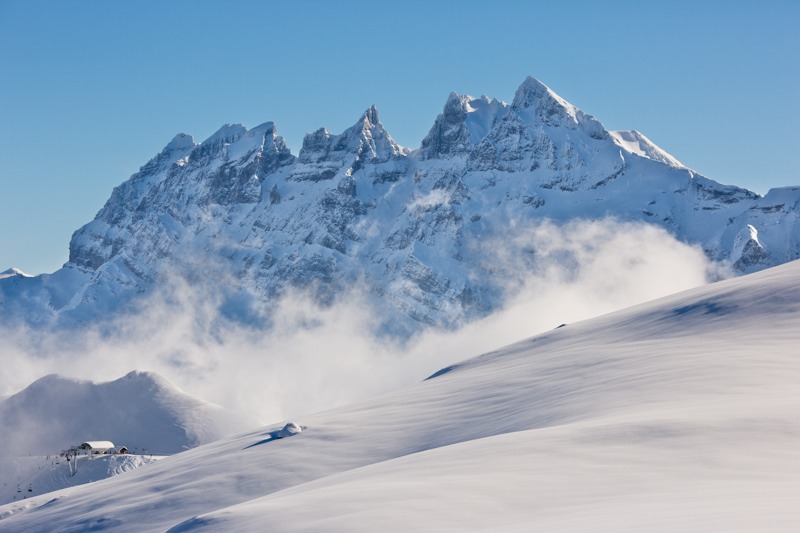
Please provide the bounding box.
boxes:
[79,441,114,450]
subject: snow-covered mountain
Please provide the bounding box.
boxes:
[0,370,259,506]
[0,370,258,456]
[2,77,798,331]
[1,260,797,531]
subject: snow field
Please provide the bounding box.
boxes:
[0,261,798,531]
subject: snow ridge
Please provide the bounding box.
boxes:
[609,129,686,168]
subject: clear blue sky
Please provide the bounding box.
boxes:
[1,0,798,274]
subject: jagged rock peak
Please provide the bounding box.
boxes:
[418,93,469,159]
[238,121,289,151]
[511,76,580,125]
[511,76,608,139]
[424,75,599,147]
[347,105,390,136]
[438,92,504,120]
[248,121,277,136]
[139,132,197,173]
[164,133,196,152]
[359,105,380,128]
[158,123,285,166]
[347,106,383,136]
[300,127,332,152]
[419,91,510,159]
[202,123,248,145]
[297,106,406,164]
[443,91,470,115]
[511,76,564,109]
[349,105,407,158]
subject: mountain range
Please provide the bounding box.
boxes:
[1,76,798,333]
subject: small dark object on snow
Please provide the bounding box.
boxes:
[244,422,306,449]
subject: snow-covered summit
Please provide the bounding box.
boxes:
[164,132,196,152]
[201,123,247,146]
[0,267,32,279]
[336,105,407,160]
[419,91,511,159]
[511,75,607,138]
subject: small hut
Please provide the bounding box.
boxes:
[106,445,128,455]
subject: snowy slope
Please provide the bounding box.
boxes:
[609,129,687,168]
[2,76,798,333]
[0,454,163,507]
[1,260,797,532]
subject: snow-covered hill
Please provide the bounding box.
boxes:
[0,370,258,456]
[1,260,797,532]
[0,454,163,507]
[0,370,260,506]
[2,77,798,332]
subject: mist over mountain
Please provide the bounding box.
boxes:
[1,76,797,334]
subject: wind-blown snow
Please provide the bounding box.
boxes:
[1,260,798,531]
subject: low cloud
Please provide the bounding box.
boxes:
[0,219,731,427]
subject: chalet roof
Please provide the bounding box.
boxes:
[80,441,115,450]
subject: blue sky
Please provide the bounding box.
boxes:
[1,0,798,274]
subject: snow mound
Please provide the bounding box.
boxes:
[279,422,303,436]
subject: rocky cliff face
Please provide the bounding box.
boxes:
[3,77,799,332]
